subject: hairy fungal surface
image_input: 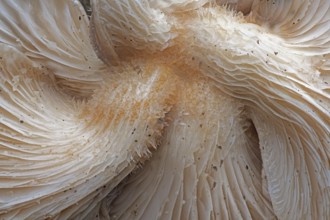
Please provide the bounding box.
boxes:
[0,0,329,219]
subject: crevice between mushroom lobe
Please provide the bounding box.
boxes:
[241,115,272,203]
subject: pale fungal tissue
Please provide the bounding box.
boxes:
[0,0,329,219]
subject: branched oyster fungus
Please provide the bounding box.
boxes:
[0,0,329,219]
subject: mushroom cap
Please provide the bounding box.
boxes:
[0,0,329,219]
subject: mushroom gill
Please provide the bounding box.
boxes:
[0,0,329,219]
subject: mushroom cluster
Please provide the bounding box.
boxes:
[0,0,329,219]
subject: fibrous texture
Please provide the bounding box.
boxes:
[0,0,329,219]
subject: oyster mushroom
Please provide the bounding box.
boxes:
[0,0,329,219]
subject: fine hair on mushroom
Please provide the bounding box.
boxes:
[0,0,329,219]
